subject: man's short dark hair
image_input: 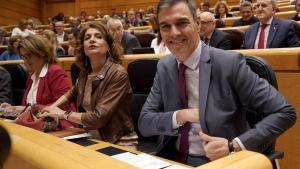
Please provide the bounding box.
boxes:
[240,1,253,10]
[156,0,197,21]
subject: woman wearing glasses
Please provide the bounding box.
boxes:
[41,23,137,148]
[0,35,73,113]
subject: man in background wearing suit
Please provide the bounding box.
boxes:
[138,0,296,167]
[198,12,231,50]
[0,67,12,104]
[107,18,141,54]
[232,1,258,26]
[243,0,300,49]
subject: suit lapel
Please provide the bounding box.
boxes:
[251,23,260,48]
[167,56,181,109]
[199,44,211,133]
[267,19,279,48]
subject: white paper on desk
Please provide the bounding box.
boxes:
[164,164,190,169]
[112,153,171,169]
[61,132,91,140]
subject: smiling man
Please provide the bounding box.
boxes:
[243,0,300,49]
[138,0,296,167]
[232,1,258,26]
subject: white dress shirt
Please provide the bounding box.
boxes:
[254,17,273,49]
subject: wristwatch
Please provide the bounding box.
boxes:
[228,140,235,153]
[63,110,71,120]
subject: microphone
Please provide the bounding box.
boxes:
[0,125,11,166]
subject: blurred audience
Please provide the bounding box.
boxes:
[0,28,9,46]
[214,1,233,19]
[67,32,79,56]
[52,12,65,22]
[42,30,65,56]
[107,18,141,54]
[199,12,231,50]
[292,0,300,21]
[0,67,12,104]
[11,19,36,38]
[55,21,68,43]
[0,35,21,61]
[233,1,259,26]
[200,2,211,12]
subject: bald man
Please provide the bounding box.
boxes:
[107,18,141,54]
[198,12,231,50]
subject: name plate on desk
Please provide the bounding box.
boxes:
[49,128,90,139]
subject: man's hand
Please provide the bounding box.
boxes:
[176,108,199,125]
[200,132,229,161]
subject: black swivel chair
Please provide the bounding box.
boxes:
[245,55,283,169]
[127,58,159,154]
[2,64,28,106]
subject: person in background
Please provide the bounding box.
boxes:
[0,35,21,61]
[80,11,88,22]
[243,0,300,49]
[127,9,140,27]
[1,34,73,113]
[150,16,170,54]
[52,12,65,22]
[233,1,259,26]
[199,12,231,50]
[11,19,36,38]
[214,1,233,19]
[138,0,296,166]
[42,30,65,56]
[200,2,211,12]
[0,28,9,45]
[54,21,68,43]
[292,0,300,21]
[0,67,12,104]
[41,23,137,148]
[67,32,79,56]
[107,18,141,54]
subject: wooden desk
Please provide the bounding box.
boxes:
[0,121,272,169]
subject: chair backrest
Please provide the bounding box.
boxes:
[127,59,159,94]
[70,63,80,85]
[222,29,245,50]
[134,33,157,47]
[127,59,159,139]
[244,55,279,159]
[2,64,28,105]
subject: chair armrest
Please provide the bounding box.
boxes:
[267,150,284,161]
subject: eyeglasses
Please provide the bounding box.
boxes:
[201,21,214,25]
[20,52,33,61]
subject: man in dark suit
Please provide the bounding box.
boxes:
[138,0,296,167]
[55,21,69,43]
[243,0,300,49]
[198,12,231,50]
[0,66,12,104]
[232,1,259,26]
[107,18,141,54]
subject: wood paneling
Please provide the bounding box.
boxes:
[0,0,41,26]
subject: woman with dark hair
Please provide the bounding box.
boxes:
[0,35,21,60]
[42,23,137,148]
[214,1,233,19]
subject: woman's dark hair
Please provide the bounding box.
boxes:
[8,35,21,53]
[77,23,123,73]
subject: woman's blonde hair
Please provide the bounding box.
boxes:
[18,34,56,64]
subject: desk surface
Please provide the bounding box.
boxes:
[0,121,272,169]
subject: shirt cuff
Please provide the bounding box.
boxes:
[172,110,182,129]
[235,137,246,150]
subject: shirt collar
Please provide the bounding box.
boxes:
[177,41,201,70]
[261,17,273,26]
[31,63,48,80]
